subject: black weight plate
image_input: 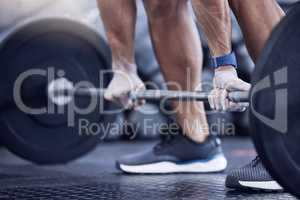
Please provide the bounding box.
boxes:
[251,3,300,197]
[0,18,113,164]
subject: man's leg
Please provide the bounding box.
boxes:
[229,0,285,62]
[143,0,209,143]
[116,0,227,174]
[226,0,285,191]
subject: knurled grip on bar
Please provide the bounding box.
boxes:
[130,90,249,102]
[70,89,249,103]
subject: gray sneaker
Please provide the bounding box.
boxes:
[116,133,227,174]
[226,156,283,191]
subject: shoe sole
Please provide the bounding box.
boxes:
[238,181,283,191]
[117,154,227,174]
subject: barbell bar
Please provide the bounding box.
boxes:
[48,78,250,105]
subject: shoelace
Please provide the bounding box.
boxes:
[154,134,176,151]
[250,156,261,167]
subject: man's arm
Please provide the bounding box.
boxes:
[192,0,250,111]
[97,0,137,72]
[97,0,145,108]
[192,0,232,57]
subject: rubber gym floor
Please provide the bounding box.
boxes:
[0,137,297,200]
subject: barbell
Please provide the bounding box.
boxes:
[0,2,300,198]
[47,77,250,104]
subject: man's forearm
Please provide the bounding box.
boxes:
[97,0,137,72]
[192,0,232,57]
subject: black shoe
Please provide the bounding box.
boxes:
[226,156,283,191]
[116,133,227,174]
